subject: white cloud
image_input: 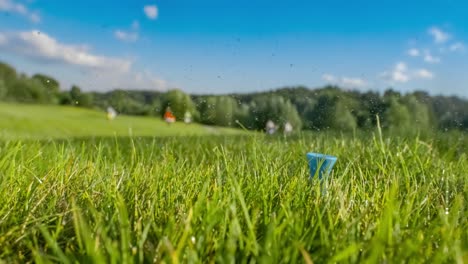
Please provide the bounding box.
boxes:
[114,20,140,43]
[340,77,367,88]
[449,42,465,52]
[423,50,440,64]
[322,74,336,82]
[381,62,435,83]
[407,48,420,57]
[414,69,434,79]
[114,30,139,42]
[0,0,40,22]
[144,5,158,20]
[392,71,410,83]
[380,62,410,83]
[0,30,132,72]
[0,29,169,91]
[395,62,407,72]
[322,74,368,89]
[428,27,450,44]
[138,70,167,89]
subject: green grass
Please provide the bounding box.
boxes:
[0,133,466,263]
[0,103,245,139]
[0,103,467,263]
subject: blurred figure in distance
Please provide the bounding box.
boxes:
[164,106,176,124]
[284,121,293,135]
[184,111,192,124]
[107,106,117,120]
[265,120,277,135]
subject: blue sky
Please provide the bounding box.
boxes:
[0,0,467,97]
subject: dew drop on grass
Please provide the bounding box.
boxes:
[445,208,449,215]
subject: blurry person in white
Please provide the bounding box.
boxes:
[107,106,117,120]
[284,122,293,135]
[184,111,192,124]
[265,120,277,135]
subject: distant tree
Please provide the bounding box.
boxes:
[303,93,357,132]
[305,94,337,130]
[58,91,72,105]
[70,85,82,104]
[462,116,468,131]
[161,89,198,121]
[334,103,357,132]
[249,95,302,131]
[69,85,93,107]
[383,97,411,132]
[0,79,7,100]
[107,90,150,115]
[357,91,386,129]
[32,74,60,102]
[233,103,252,129]
[197,96,237,126]
[0,62,17,85]
[431,95,468,131]
[383,89,401,99]
[401,95,432,131]
[7,78,49,103]
[150,97,163,116]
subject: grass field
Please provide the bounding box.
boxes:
[0,103,467,263]
[0,103,245,139]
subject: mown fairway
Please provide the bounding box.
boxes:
[0,103,244,140]
[0,104,467,263]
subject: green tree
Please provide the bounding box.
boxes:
[58,91,72,105]
[108,90,150,115]
[162,89,198,121]
[233,103,252,129]
[334,103,357,132]
[305,94,337,130]
[0,62,17,85]
[401,95,432,132]
[383,97,411,132]
[197,96,237,126]
[69,85,93,107]
[150,97,163,116]
[7,78,49,103]
[0,79,7,100]
[32,74,60,103]
[249,95,302,131]
[357,91,386,129]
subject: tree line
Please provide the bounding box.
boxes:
[1,61,467,132]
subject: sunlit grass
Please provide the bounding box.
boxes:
[0,132,466,263]
[0,103,245,139]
